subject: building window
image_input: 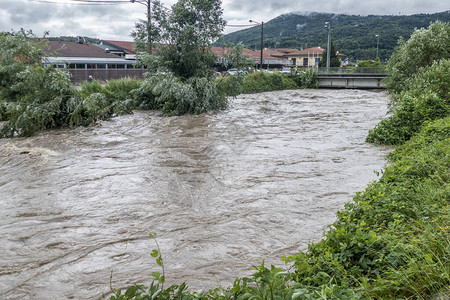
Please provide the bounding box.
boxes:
[117,64,125,69]
[303,58,308,66]
[96,64,106,69]
[107,64,117,69]
[76,64,86,69]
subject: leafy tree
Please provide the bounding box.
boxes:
[221,42,254,71]
[132,0,226,79]
[0,30,49,102]
[318,39,341,68]
[131,0,229,116]
[385,21,450,93]
[357,57,382,67]
[0,31,133,137]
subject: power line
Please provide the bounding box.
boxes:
[226,24,254,28]
[69,0,130,3]
[26,0,130,5]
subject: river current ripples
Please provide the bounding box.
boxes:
[0,89,391,299]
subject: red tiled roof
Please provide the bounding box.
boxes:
[47,41,120,58]
[282,47,324,57]
[103,40,136,54]
[274,48,301,54]
[211,46,257,59]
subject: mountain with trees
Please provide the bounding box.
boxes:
[222,11,450,61]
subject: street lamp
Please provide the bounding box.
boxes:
[325,22,331,72]
[131,0,152,54]
[375,34,380,58]
[249,20,264,71]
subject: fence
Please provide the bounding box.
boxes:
[69,68,147,83]
[318,67,387,75]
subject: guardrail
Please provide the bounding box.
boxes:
[318,67,387,75]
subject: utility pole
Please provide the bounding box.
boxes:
[147,0,151,54]
[325,22,331,72]
[375,34,379,58]
[260,22,264,71]
[131,0,152,54]
[250,20,264,70]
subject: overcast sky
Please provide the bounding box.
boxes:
[1,0,448,40]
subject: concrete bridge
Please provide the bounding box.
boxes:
[317,68,387,89]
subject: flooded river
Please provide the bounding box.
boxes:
[0,89,391,299]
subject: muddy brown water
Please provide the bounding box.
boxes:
[0,89,391,299]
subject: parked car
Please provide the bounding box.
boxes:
[280,67,292,74]
[227,68,247,75]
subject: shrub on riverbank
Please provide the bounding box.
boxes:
[0,31,140,137]
[287,116,449,298]
[367,21,450,145]
[217,68,318,96]
[131,73,227,115]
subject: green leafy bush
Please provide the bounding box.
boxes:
[367,59,450,145]
[242,72,298,93]
[294,68,319,89]
[132,73,227,115]
[216,69,317,97]
[289,116,450,298]
[0,65,76,137]
[216,73,245,97]
[385,21,450,94]
[357,58,382,68]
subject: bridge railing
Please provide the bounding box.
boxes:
[318,67,387,75]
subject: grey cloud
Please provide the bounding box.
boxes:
[3,1,52,24]
[1,0,448,40]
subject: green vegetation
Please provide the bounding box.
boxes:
[383,21,450,94]
[0,30,76,137]
[0,30,139,137]
[222,11,450,61]
[357,58,382,68]
[217,69,318,97]
[367,21,450,144]
[318,39,341,68]
[131,73,226,115]
[0,28,316,137]
[106,21,449,300]
[129,0,227,115]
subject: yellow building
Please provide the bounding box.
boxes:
[280,47,325,67]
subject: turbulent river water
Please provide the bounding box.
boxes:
[0,89,391,299]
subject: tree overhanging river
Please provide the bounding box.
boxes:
[0,89,391,299]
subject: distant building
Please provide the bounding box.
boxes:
[278,47,324,67]
[44,40,144,82]
[211,46,293,69]
[272,47,346,67]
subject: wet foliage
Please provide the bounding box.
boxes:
[367,21,450,145]
[132,73,227,115]
[217,68,318,97]
[0,31,138,137]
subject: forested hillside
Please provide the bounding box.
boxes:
[222,11,450,61]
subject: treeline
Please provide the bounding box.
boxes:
[0,30,316,138]
[222,11,450,61]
